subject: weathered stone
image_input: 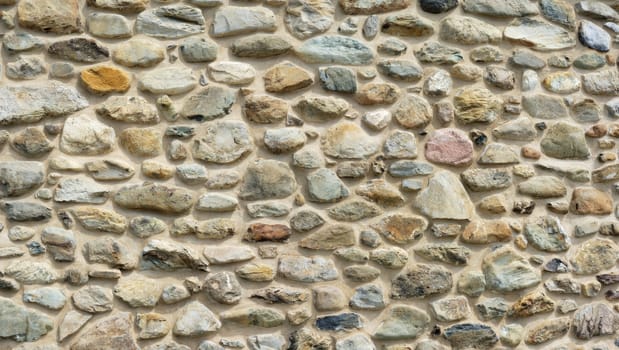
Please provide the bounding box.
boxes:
[391,264,453,299]
[483,246,540,291]
[58,310,92,342]
[239,159,296,200]
[136,313,169,340]
[136,4,206,39]
[97,96,158,124]
[6,57,46,80]
[439,16,501,45]
[83,237,138,270]
[462,0,538,16]
[231,34,291,58]
[60,115,115,155]
[509,290,555,317]
[504,17,576,51]
[420,0,458,13]
[87,12,131,39]
[372,305,429,340]
[87,0,148,12]
[414,171,473,220]
[114,183,193,213]
[454,87,502,124]
[370,214,427,244]
[173,301,221,336]
[278,255,338,282]
[583,70,619,96]
[0,296,53,342]
[381,14,434,37]
[579,20,610,52]
[355,82,400,105]
[290,210,325,232]
[113,38,165,68]
[85,159,134,181]
[541,122,590,159]
[141,239,209,271]
[212,6,276,37]
[204,271,242,305]
[570,187,613,215]
[524,317,570,345]
[139,67,196,95]
[18,0,81,34]
[356,179,405,207]
[295,35,374,65]
[444,323,499,350]
[295,95,349,122]
[321,122,378,159]
[299,224,355,250]
[48,38,109,63]
[571,238,618,274]
[543,71,581,94]
[72,286,114,313]
[457,271,486,297]
[573,303,619,339]
[264,62,313,93]
[392,94,432,129]
[284,0,334,38]
[415,243,471,266]
[71,206,126,234]
[221,307,285,328]
[306,168,349,203]
[540,0,576,30]
[0,82,88,126]
[327,200,382,221]
[319,66,357,93]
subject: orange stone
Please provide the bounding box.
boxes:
[80,65,131,94]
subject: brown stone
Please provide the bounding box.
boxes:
[586,123,607,138]
[18,0,81,34]
[521,146,541,159]
[524,317,570,345]
[570,187,613,215]
[119,128,162,157]
[80,65,131,95]
[243,94,288,124]
[509,290,555,317]
[70,312,139,350]
[355,83,400,105]
[245,223,291,242]
[264,62,313,93]
[461,220,512,244]
[371,214,428,245]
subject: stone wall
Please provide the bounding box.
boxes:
[1,0,619,349]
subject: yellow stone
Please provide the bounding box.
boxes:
[80,65,131,95]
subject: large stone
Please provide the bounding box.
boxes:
[114,183,193,213]
[518,176,567,198]
[87,0,148,12]
[139,67,196,95]
[321,122,378,159]
[299,224,355,250]
[541,122,590,159]
[285,0,335,39]
[192,121,251,165]
[462,0,538,16]
[524,216,570,252]
[570,238,618,274]
[307,168,349,203]
[58,310,92,342]
[524,317,570,345]
[0,82,88,126]
[41,227,76,261]
[425,128,474,167]
[0,297,53,342]
[296,35,374,65]
[278,255,338,282]
[114,278,162,307]
[17,0,81,34]
[372,305,430,340]
[179,37,218,62]
[540,0,576,30]
[239,159,297,200]
[181,86,236,121]
[97,96,158,124]
[48,38,109,63]
[483,246,540,292]
[87,12,132,39]
[583,70,619,96]
[0,161,44,197]
[54,177,110,204]
[414,171,473,220]
[439,16,501,45]
[60,115,115,155]
[112,38,165,68]
[444,324,499,350]
[504,17,576,51]
[243,94,288,124]
[573,303,619,339]
[80,65,131,95]
[136,5,206,39]
[579,20,610,52]
[72,286,114,313]
[212,6,276,37]
[371,214,427,245]
[71,312,139,350]
[454,87,502,124]
[570,187,613,215]
[295,95,349,122]
[264,62,314,93]
[83,237,138,270]
[5,260,57,284]
[141,239,209,271]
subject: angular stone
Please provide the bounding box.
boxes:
[483,246,540,292]
[112,38,165,68]
[239,159,296,200]
[416,41,463,65]
[541,122,590,159]
[444,324,499,350]
[208,61,256,85]
[245,223,291,242]
[461,168,511,192]
[138,67,196,95]
[251,286,310,304]
[356,179,404,207]
[113,278,161,308]
[136,5,206,39]
[504,17,576,51]
[372,305,429,340]
[114,183,193,213]
[278,255,338,282]
[414,243,471,266]
[391,264,453,298]
[58,310,92,342]
[439,16,501,45]
[243,95,288,124]
[290,210,325,232]
[462,0,538,16]
[17,0,81,34]
[462,220,511,244]
[54,177,109,204]
[72,286,114,313]
[415,171,473,220]
[0,82,88,126]
[87,12,131,39]
[295,95,349,122]
[454,87,501,124]
[381,14,435,37]
[295,35,374,65]
[71,312,138,350]
[307,168,349,203]
[204,272,242,305]
[72,206,126,233]
[370,214,427,244]
[41,227,76,261]
[509,290,555,317]
[173,301,221,336]
[321,122,378,159]
[60,114,115,155]
[299,224,355,250]
[0,297,53,342]
[264,62,313,93]
[141,239,209,271]
[524,317,570,345]
[457,271,486,297]
[48,38,109,63]
[23,287,66,310]
[579,20,610,52]
[136,313,169,340]
[83,237,138,270]
[212,6,276,37]
[285,0,334,38]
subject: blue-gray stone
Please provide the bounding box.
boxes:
[296,36,374,65]
[444,323,498,350]
[388,161,433,177]
[319,66,357,93]
[315,313,362,331]
[579,20,611,52]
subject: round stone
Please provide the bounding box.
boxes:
[425,128,474,167]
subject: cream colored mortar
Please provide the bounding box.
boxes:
[0,0,617,349]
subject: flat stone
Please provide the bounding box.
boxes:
[264,62,313,93]
[231,34,291,58]
[430,296,470,322]
[17,0,81,34]
[23,287,66,310]
[370,247,408,269]
[524,317,570,345]
[524,216,570,252]
[315,313,362,331]
[235,263,275,282]
[221,307,285,328]
[54,177,109,204]
[97,96,159,124]
[139,66,196,95]
[290,210,325,232]
[415,243,471,266]
[72,286,114,313]
[295,95,349,122]
[6,57,46,80]
[3,32,44,54]
[344,265,381,282]
[462,0,538,17]
[264,128,306,153]
[573,303,619,339]
[141,239,209,271]
[414,171,473,220]
[454,87,502,124]
[583,69,619,96]
[340,0,409,14]
[5,260,57,284]
[518,176,567,198]
[416,41,463,65]
[136,313,170,340]
[574,53,606,69]
[208,61,256,85]
[509,290,555,317]
[41,227,76,261]
[425,128,473,167]
[381,14,435,37]
[372,305,430,340]
[0,82,88,126]
[319,66,357,93]
[248,334,287,350]
[196,193,238,212]
[239,159,297,200]
[570,238,618,274]
[541,122,590,159]
[285,0,334,39]
[80,65,131,95]
[8,226,35,241]
[114,183,193,213]
[278,255,338,282]
[420,0,458,13]
[87,12,131,38]
[522,94,568,120]
[439,16,501,45]
[355,82,400,105]
[60,114,115,155]
[58,310,92,342]
[483,246,540,292]
[444,324,498,350]
[192,120,252,164]
[136,4,206,39]
[0,296,53,342]
[321,122,378,159]
[48,38,109,63]
[71,312,138,350]
[251,286,310,304]
[87,0,148,12]
[295,35,374,65]
[204,246,254,264]
[328,200,382,221]
[504,17,576,51]
[579,20,610,52]
[212,6,276,37]
[391,264,453,298]
[461,168,511,192]
[570,187,613,214]
[299,224,355,250]
[113,278,161,307]
[113,38,165,68]
[83,237,138,270]
[180,37,218,62]
[356,179,405,207]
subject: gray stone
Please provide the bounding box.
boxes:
[504,17,576,51]
[518,176,568,198]
[290,210,325,232]
[71,312,138,350]
[461,168,512,192]
[319,66,357,93]
[72,285,114,313]
[173,301,221,336]
[285,0,334,39]
[444,324,498,350]
[278,255,338,282]
[114,183,193,213]
[372,305,430,340]
[391,264,453,299]
[0,82,88,126]
[573,303,619,339]
[414,171,473,220]
[583,69,619,96]
[141,239,209,271]
[570,238,618,274]
[231,34,291,58]
[377,59,423,82]
[6,57,46,80]
[540,0,576,30]
[239,159,297,200]
[3,32,44,54]
[439,16,501,45]
[328,200,382,221]
[414,243,471,266]
[83,237,138,270]
[139,66,196,95]
[457,271,486,297]
[523,216,570,252]
[87,12,132,38]
[41,227,75,261]
[415,41,463,65]
[307,168,349,203]
[0,161,44,197]
[0,297,53,342]
[113,38,165,68]
[180,37,218,62]
[541,122,590,159]
[248,333,287,350]
[136,4,206,39]
[296,35,374,65]
[58,310,92,342]
[462,0,538,16]
[3,201,50,222]
[47,38,109,63]
[579,20,611,52]
[212,6,276,37]
[23,287,66,310]
[483,246,540,292]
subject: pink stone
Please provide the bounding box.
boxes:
[425,128,474,167]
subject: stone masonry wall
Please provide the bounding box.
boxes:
[2,0,619,349]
